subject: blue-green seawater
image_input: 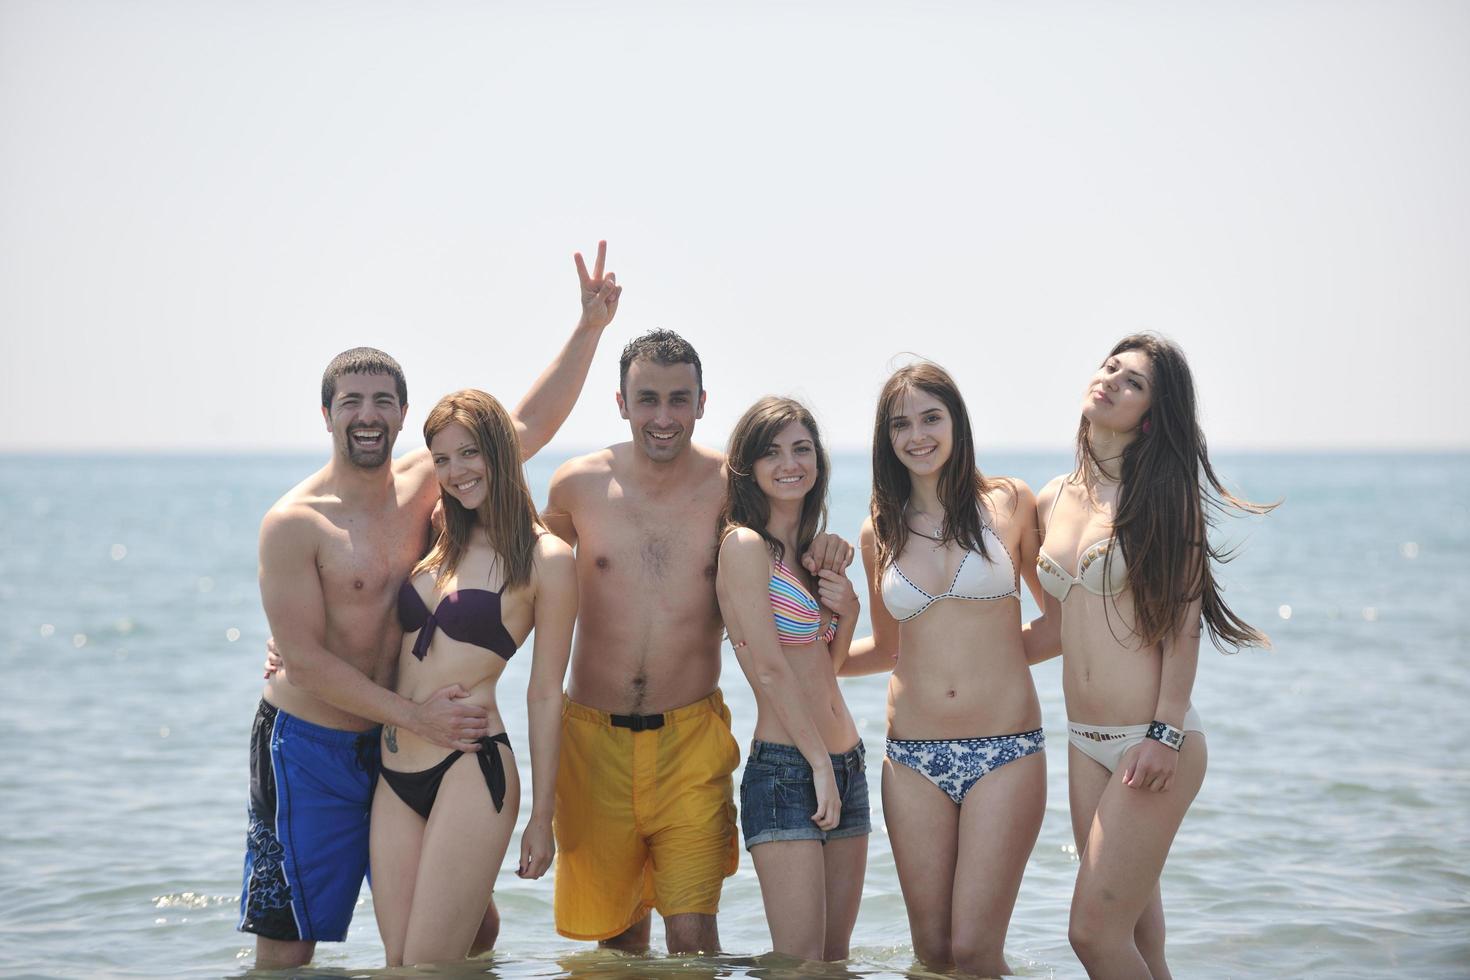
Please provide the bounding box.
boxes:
[1,452,1466,979]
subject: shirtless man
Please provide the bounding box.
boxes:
[542,330,851,953]
[240,244,621,970]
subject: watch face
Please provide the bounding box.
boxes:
[1148,722,1185,750]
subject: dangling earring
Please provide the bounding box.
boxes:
[1141,418,1152,435]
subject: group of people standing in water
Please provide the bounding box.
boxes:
[238,241,1271,978]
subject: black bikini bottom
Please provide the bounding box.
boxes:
[379,732,512,817]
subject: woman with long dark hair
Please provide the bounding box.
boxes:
[841,362,1047,976]
[714,396,869,961]
[370,389,576,966]
[1027,334,1272,978]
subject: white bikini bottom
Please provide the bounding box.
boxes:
[1067,705,1204,773]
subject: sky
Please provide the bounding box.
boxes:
[1,0,1466,454]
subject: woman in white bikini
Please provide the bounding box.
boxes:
[842,362,1047,976]
[1027,334,1273,978]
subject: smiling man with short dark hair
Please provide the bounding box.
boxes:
[239,244,621,970]
[542,330,852,954]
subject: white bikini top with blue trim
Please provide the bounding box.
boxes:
[881,522,1018,622]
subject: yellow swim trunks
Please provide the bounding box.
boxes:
[554,690,740,941]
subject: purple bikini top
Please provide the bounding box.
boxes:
[396,580,517,662]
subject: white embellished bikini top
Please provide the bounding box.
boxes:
[881,522,1018,622]
[1035,489,1128,601]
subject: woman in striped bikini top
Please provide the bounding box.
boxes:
[713,396,867,961]
[769,558,839,645]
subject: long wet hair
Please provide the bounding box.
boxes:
[1076,334,1275,652]
[717,396,829,565]
[414,389,541,592]
[870,362,1002,575]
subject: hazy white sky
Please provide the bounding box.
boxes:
[2,0,1466,453]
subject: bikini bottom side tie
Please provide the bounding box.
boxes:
[380,732,513,818]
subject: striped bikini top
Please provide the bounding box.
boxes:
[770,559,838,646]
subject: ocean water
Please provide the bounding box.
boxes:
[1,451,1467,979]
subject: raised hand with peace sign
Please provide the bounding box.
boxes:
[574,240,622,332]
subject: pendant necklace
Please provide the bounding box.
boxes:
[906,510,946,545]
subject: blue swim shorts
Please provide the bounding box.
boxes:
[237,699,380,943]
[739,739,870,849]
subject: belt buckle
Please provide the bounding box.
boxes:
[616,712,665,732]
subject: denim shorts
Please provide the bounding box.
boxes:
[739,739,870,849]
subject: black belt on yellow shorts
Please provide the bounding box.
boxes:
[610,712,665,732]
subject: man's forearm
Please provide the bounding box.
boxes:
[285,646,416,729]
[513,319,605,459]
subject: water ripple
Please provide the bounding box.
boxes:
[3,453,1469,978]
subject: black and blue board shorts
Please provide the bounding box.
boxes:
[237,699,380,943]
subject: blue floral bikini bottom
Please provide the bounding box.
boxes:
[885,729,1045,805]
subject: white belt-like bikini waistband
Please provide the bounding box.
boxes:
[1067,705,1204,738]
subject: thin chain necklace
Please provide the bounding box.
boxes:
[1086,450,1125,486]
[905,507,946,542]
